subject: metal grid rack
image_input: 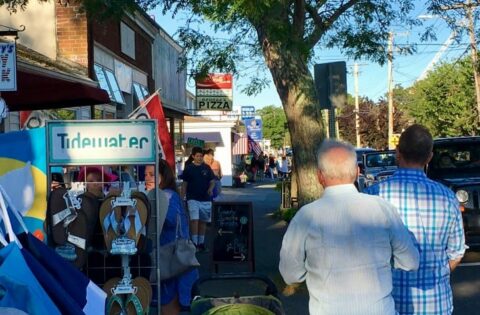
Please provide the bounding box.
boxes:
[45,119,161,311]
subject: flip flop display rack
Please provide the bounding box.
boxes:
[45,120,161,315]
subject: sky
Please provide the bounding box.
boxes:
[149,3,469,110]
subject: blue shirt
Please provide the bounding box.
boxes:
[365,168,466,315]
[182,163,215,202]
[279,184,419,315]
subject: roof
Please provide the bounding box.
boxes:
[2,42,110,111]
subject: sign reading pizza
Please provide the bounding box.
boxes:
[195,73,233,111]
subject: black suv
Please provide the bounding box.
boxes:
[427,137,480,245]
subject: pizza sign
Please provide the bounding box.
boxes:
[196,73,233,111]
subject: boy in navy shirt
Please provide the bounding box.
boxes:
[181,147,215,251]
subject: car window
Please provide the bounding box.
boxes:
[430,142,480,173]
[365,153,396,168]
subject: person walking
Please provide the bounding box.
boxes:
[365,124,466,315]
[148,160,198,315]
[181,146,215,252]
[279,140,419,315]
[203,148,223,199]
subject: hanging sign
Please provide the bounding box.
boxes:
[47,120,157,165]
[0,42,17,91]
[196,73,233,111]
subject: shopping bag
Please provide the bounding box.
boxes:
[159,214,199,280]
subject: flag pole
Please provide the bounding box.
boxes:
[129,88,162,118]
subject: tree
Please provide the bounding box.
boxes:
[405,58,479,137]
[162,1,421,205]
[338,92,410,149]
[2,0,419,205]
[257,105,288,149]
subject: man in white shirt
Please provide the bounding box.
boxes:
[279,140,419,315]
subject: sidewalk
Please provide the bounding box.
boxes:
[192,181,309,314]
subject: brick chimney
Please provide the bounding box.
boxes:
[55,0,89,69]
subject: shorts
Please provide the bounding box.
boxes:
[187,200,212,222]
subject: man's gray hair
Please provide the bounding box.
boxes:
[316,140,357,180]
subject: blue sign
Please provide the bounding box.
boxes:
[241,106,255,120]
[244,118,263,141]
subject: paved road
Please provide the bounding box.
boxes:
[195,182,480,315]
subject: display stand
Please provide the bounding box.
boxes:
[45,119,161,313]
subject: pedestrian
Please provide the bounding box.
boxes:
[203,148,223,199]
[257,152,266,181]
[279,139,419,315]
[365,124,466,315]
[147,160,198,315]
[181,146,215,252]
[278,155,289,178]
[268,155,276,179]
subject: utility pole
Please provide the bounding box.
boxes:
[466,0,480,124]
[441,0,480,124]
[387,32,394,149]
[354,63,361,147]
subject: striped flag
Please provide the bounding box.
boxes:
[232,133,248,155]
[129,91,175,170]
[248,135,262,157]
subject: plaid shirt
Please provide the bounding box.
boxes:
[365,168,466,315]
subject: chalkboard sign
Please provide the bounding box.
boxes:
[211,202,254,271]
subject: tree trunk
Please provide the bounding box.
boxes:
[257,31,325,205]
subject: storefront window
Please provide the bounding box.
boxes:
[94,64,126,105]
[133,82,149,104]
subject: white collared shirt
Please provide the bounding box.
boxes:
[279,184,419,315]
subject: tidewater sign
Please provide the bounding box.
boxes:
[47,120,157,165]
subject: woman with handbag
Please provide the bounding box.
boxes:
[146,160,199,315]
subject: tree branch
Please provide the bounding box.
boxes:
[293,0,306,38]
[305,0,360,48]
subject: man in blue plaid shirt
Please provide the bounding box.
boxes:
[365,124,466,315]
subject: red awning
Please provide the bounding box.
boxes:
[2,67,110,111]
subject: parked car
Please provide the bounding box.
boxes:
[427,136,480,246]
[359,150,397,189]
[355,148,375,164]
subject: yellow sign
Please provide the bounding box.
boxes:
[389,133,401,148]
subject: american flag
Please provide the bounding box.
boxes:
[248,135,262,157]
[232,133,248,155]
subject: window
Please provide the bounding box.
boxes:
[94,64,126,104]
[120,22,135,59]
[133,82,149,103]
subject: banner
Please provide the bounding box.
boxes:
[129,92,175,169]
[244,118,263,141]
[0,128,47,237]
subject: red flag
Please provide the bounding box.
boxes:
[129,92,175,169]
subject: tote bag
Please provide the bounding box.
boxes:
[159,214,199,280]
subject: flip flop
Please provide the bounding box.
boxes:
[126,192,150,249]
[47,187,78,246]
[131,191,151,252]
[99,192,122,251]
[66,211,89,269]
[125,277,152,315]
[103,277,124,315]
[78,191,100,241]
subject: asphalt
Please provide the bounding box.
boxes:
[191,180,309,314]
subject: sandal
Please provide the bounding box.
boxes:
[125,277,151,315]
[103,277,124,315]
[47,188,81,245]
[99,192,121,252]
